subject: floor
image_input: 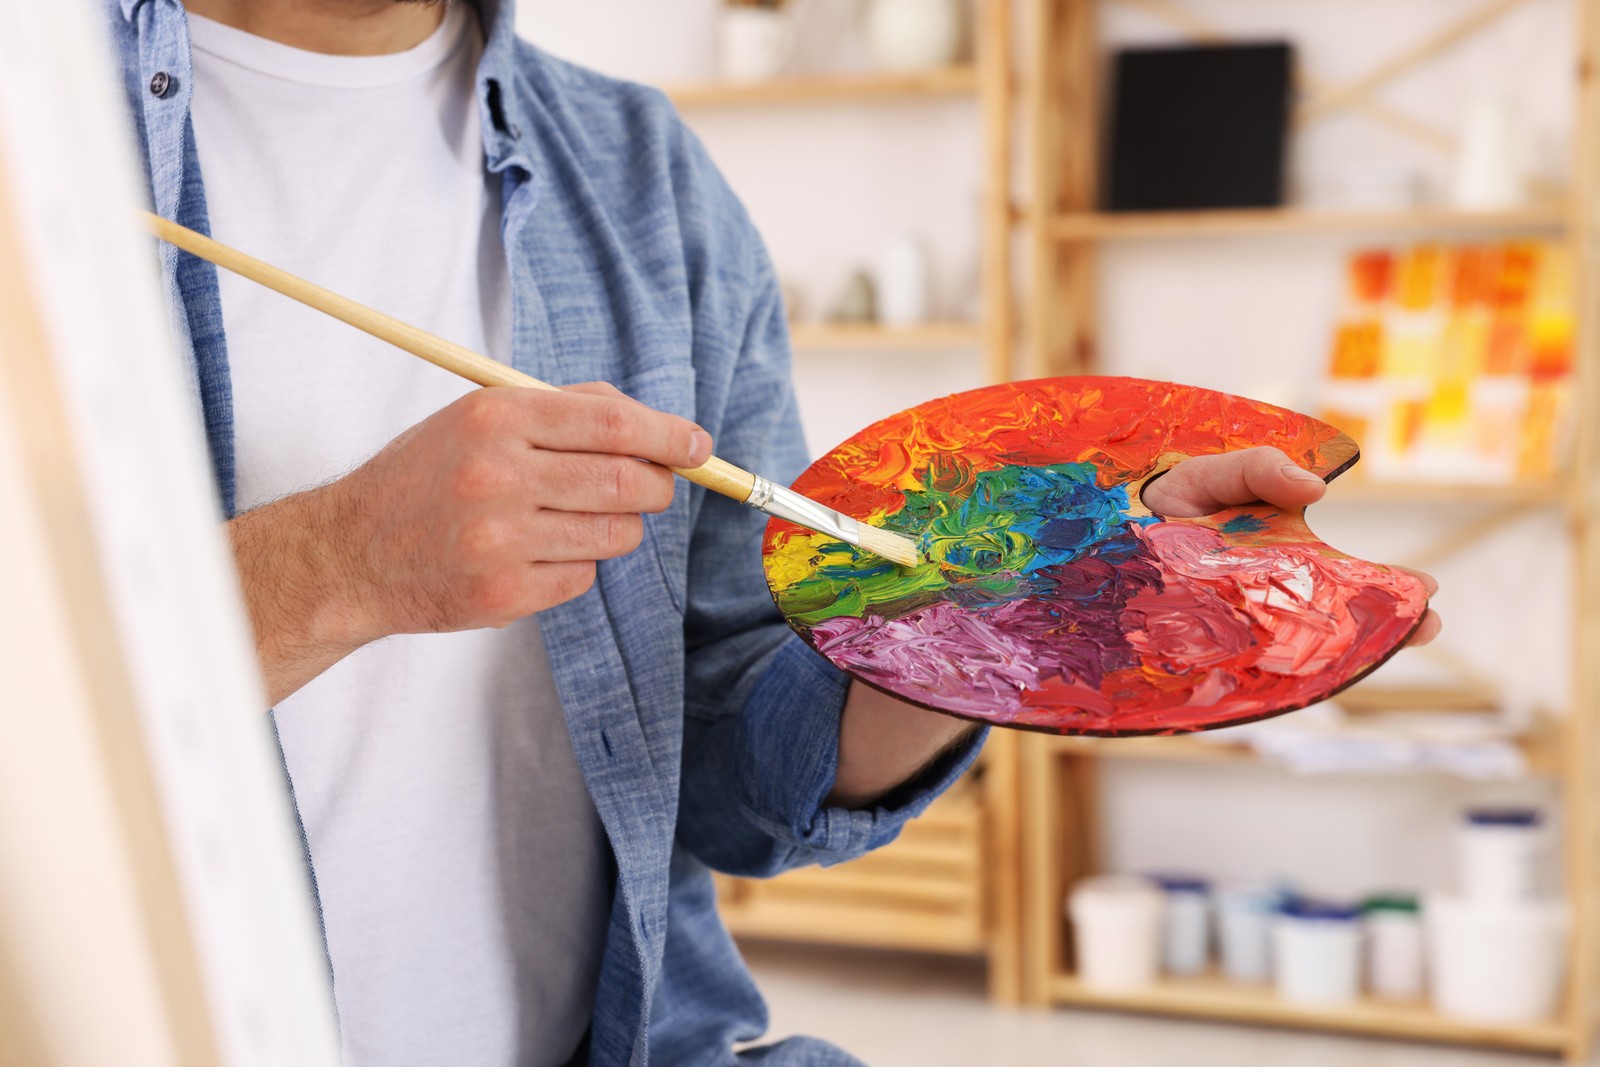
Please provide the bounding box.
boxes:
[741,942,1588,1067]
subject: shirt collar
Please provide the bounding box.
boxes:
[474,0,533,176]
[121,0,534,177]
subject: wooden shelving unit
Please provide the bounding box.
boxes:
[717,776,988,955]
[1015,0,1600,1060]
[665,66,980,108]
[669,1,1025,1003]
[1045,714,1564,777]
[1047,972,1572,1052]
[1323,479,1567,505]
[1047,204,1571,241]
[787,322,986,350]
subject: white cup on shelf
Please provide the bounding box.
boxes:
[1215,882,1281,984]
[1067,875,1163,992]
[1362,893,1425,1001]
[1426,894,1568,1023]
[862,0,965,72]
[875,236,931,327]
[717,8,794,83]
[1453,95,1528,210]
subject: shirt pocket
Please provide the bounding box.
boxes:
[619,359,695,614]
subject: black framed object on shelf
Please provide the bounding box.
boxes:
[1103,41,1293,212]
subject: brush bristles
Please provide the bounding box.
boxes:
[855,525,921,568]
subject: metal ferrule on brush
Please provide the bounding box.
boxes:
[747,476,863,547]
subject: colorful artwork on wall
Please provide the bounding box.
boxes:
[762,377,1430,736]
[1323,241,1574,485]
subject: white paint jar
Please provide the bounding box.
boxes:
[1362,894,1425,1001]
[1152,875,1210,976]
[1067,876,1163,992]
[1426,894,1568,1023]
[1272,899,1363,1006]
[875,236,931,327]
[1453,95,1528,209]
[1459,807,1547,903]
[1215,882,1280,984]
[717,8,794,83]
[862,0,964,72]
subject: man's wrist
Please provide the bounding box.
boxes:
[228,479,383,700]
[828,682,982,809]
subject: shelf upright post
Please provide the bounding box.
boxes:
[1563,1,1600,1060]
[975,0,1028,1006]
[1026,0,1101,379]
[980,0,1018,386]
[1019,0,1106,1009]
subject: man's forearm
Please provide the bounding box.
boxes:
[826,681,980,809]
[228,484,371,705]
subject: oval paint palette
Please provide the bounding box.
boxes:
[762,377,1430,736]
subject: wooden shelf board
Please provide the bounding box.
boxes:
[1047,734,1260,764]
[1048,205,1571,242]
[722,901,986,955]
[788,322,985,350]
[1043,724,1561,776]
[1323,479,1566,505]
[1047,973,1571,1051]
[665,67,980,108]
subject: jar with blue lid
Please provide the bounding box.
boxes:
[1150,873,1211,976]
[1460,806,1547,902]
[1273,897,1363,1006]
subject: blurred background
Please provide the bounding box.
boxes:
[521,1,1599,1064]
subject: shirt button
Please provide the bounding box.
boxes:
[149,71,173,98]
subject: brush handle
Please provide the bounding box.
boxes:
[140,211,758,503]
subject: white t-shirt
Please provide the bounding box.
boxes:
[188,8,610,1065]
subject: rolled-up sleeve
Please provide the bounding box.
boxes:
[671,155,985,876]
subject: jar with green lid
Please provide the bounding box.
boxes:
[1363,891,1424,1000]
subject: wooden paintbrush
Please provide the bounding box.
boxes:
[141,212,920,568]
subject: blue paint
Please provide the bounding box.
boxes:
[911,461,1155,576]
[1221,514,1269,535]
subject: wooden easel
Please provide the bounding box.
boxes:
[0,4,340,1065]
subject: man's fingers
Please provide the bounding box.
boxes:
[1393,565,1440,598]
[1407,609,1442,646]
[467,385,712,469]
[1143,446,1328,518]
[513,510,647,562]
[518,451,679,514]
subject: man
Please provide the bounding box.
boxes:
[108,0,1438,1063]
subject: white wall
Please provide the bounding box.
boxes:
[517,0,1576,901]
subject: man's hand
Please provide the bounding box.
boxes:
[1142,446,1441,646]
[827,445,1442,809]
[1140,443,1330,517]
[229,383,712,704]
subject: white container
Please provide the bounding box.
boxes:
[1363,895,1425,1001]
[862,0,964,73]
[1153,875,1210,976]
[1459,808,1547,903]
[1426,894,1568,1024]
[1273,901,1363,1006]
[1453,95,1528,210]
[875,236,931,327]
[1067,876,1163,992]
[717,8,794,83]
[1215,883,1279,984]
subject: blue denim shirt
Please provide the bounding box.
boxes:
[106,1,986,1062]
